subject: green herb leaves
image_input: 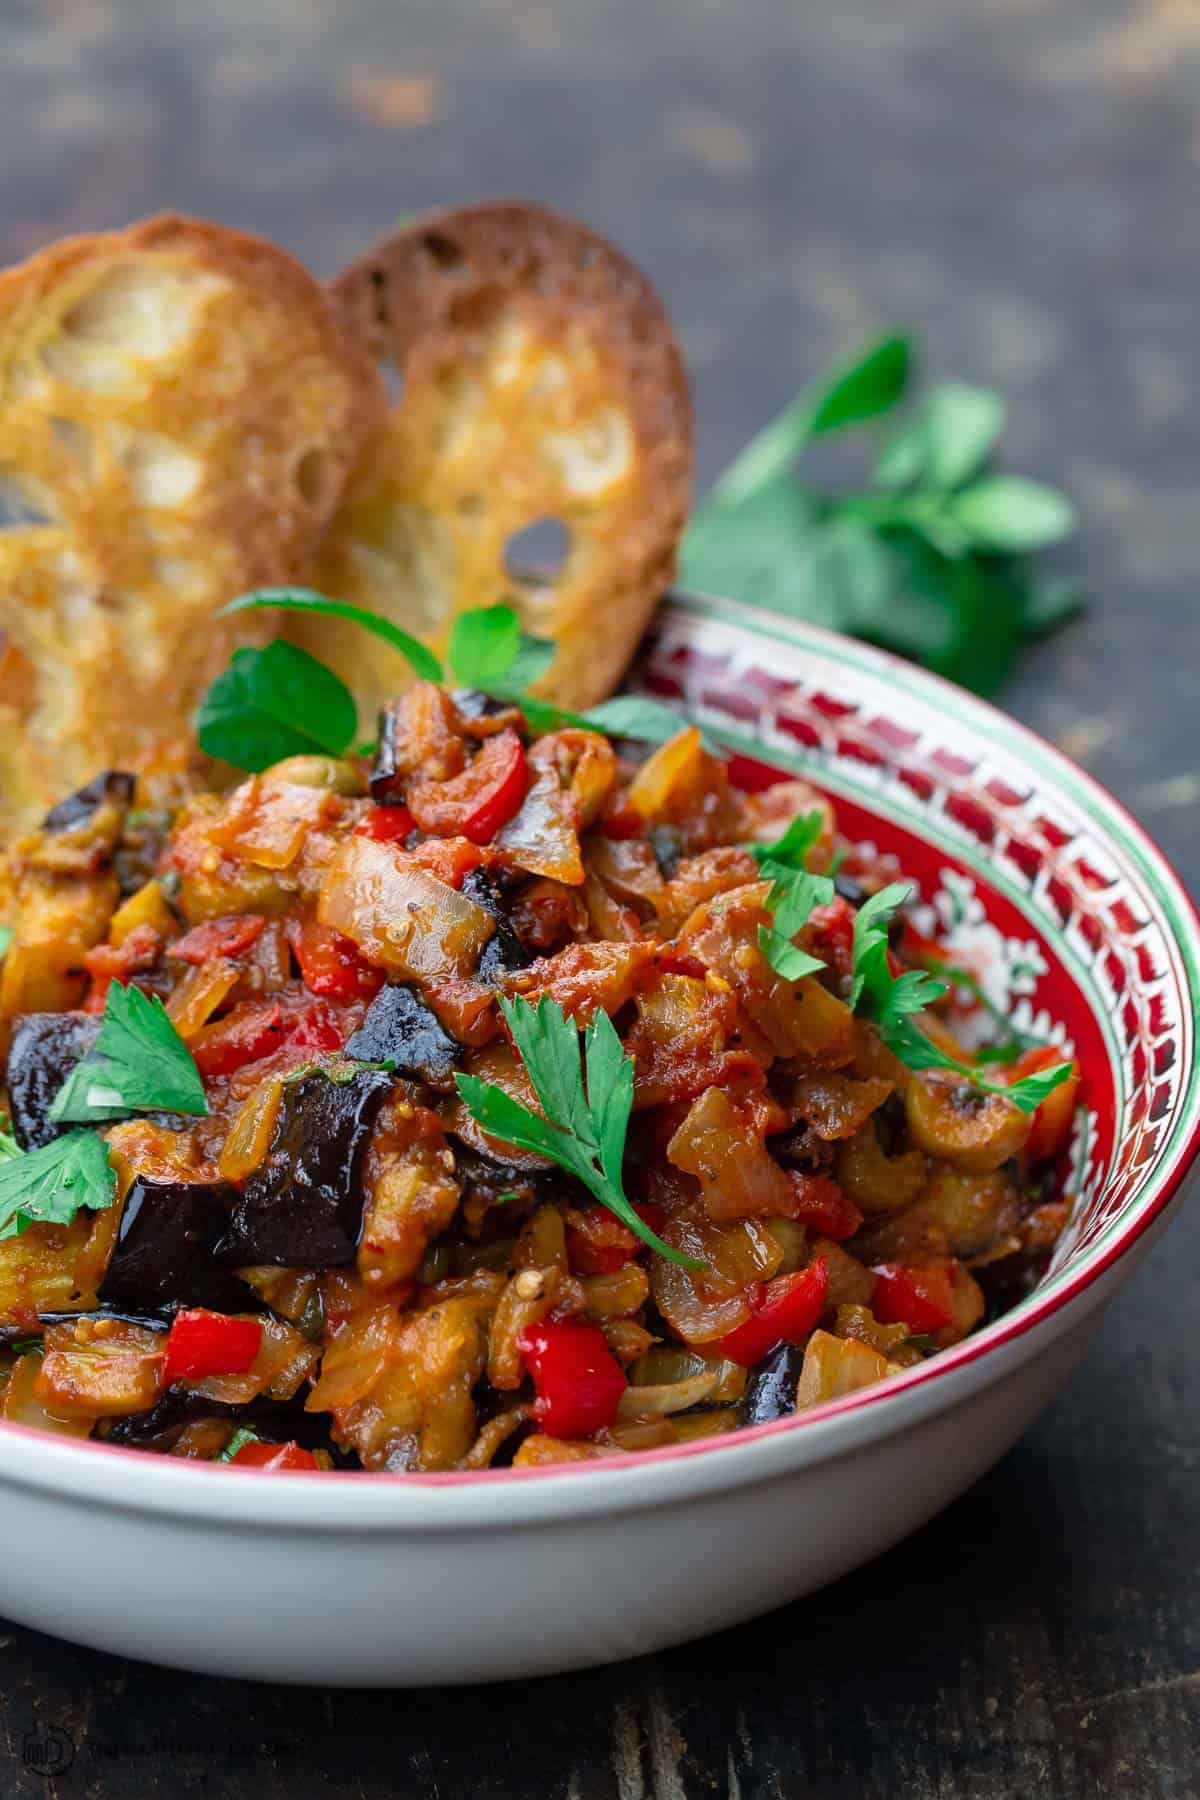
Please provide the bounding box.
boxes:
[50,983,208,1126]
[198,589,701,773]
[748,808,824,875]
[846,881,1073,1112]
[682,334,1079,696]
[455,995,698,1268]
[757,866,833,981]
[0,1130,116,1241]
[198,641,358,770]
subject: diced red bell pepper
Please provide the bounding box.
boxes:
[1003,1046,1081,1163]
[286,914,385,1002]
[601,807,644,841]
[565,1202,667,1275]
[229,1439,319,1472]
[170,914,267,965]
[354,803,415,843]
[408,729,529,845]
[162,1310,262,1385]
[192,997,344,1079]
[805,897,856,979]
[518,1317,628,1438]
[870,1260,957,1334]
[716,1257,830,1367]
[82,923,163,1011]
[785,1172,863,1241]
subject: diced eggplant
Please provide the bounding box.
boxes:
[344,983,461,1086]
[368,705,405,805]
[738,1340,805,1427]
[6,1012,101,1150]
[452,1140,564,1203]
[451,689,517,723]
[41,770,135,835]
[216,1069,393,1267]
[460,867,531,982]
[99,1390,341,1453]
[649,824,684,881]
[98,1178,250,1313]
[834,872,869,909]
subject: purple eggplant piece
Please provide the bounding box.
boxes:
[41,769,135,833]
[460,867,531,982]
[216,1068,393,1267]
[6,1012,102,1150]
[738,1340,805,1427]
[344,983,461,1086]
[98,1178,250,1313]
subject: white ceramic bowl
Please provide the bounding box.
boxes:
[1,594,1196,1686]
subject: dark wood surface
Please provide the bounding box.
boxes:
[1,3,1197,1795]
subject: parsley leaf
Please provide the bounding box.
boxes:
[748,808,824,874]
[847,882,1072,1112]
[0,1129,116,1240]
[218,1427,262,1462]
[682,334,1079,697]
[50,983,208,1126]
[0,1129,21,1162]
[756,862,834,980]
[197,641,358,771]
[454,995,701,1268]
[219,590,443,680]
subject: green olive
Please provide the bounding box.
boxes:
[905,1069,1031,1174]
[262,755,364,796]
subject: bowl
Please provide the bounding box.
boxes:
[1,591,1196,1686]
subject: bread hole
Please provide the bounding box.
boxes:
[503,516,570,583]
[0,469,56,529]
[422,232,466,273]
[293,445,336,511]
[379,356,405,405]
[50,416,94,475]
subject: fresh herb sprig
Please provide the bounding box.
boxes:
[50,982,208,1126]
[748,808,825,876]
[0,1130,117,1241]
[756,865,832,981]
[455,995,700,1268]
[848,882,1072,1113]
[681,334,1079,695]
[199,593,697,772]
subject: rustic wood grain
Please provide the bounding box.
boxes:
[1,3,1197,1796]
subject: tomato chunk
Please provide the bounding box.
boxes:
[784,1172,863,1240]
[408,730,529,845]
[716,1258,829,1366]
[871,1261,956,1334]
[171,914,267,964]
[287,915,385,1002]
[229,1439,319,1472]
[191,997,344,1078]
[565,1202,666,1275]
[518,1317,628,1437]
[354,804,415,843]
[162,1310,262,1385]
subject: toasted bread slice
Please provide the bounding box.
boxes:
[296,203,692,715]
[0,214,382,836]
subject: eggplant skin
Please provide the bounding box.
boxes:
[461,867,531,981]
[6,1011,102,1150]
[98,1178,250,1313]
[345,983,461,1086]
[41,769,135,834]
[738,1341,805,1428]
[217,1068,394,1267]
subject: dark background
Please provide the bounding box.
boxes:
[1,2,1197,1795]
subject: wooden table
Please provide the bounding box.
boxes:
[1,3,1196,1794]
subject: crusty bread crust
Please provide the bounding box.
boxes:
[0,214,383,835]
[298,202,692,714]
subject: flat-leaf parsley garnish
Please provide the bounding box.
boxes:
[454,995,701,1268]
[50,982,208,1126]
[0,1130,117,1241]
[848,883,1072,1112]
